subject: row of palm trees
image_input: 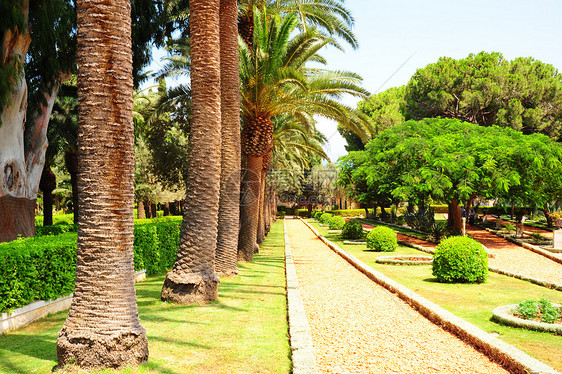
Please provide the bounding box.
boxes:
[55,0,369,370]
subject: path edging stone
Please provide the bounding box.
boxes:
[284,219,318,374]
[300,218,560,374]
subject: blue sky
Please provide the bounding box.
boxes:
[146,0,562,162]
[316,0,562,162]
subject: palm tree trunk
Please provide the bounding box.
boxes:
[57,0,148,368]
[64,149,79,224]
[215,0,240,277]
[256,169,266,245]
[161,0,222,304]
[137,200,146,219]
[238,155,262,261]
[264,184,271,234]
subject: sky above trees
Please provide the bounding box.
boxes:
[314,0,562,161]
[143,0,562,162]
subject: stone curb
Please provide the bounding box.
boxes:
[0,269,147,335]
[284,219,318,374]
[300,218,560,374]
[492,304,562,335]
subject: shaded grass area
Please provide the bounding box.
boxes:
[308,219,562,371]
[0,220,290,374]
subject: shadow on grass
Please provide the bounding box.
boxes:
[423,277,442,283]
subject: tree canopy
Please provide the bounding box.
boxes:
[404,52,562,139]
[338,118,562,229]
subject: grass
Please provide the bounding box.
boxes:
[0,220,290,374]
[308,219,562,371]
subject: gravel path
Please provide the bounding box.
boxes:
[286,219,509,374]
[465,225,562,285]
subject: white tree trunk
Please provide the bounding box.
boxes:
[0,1,59,242]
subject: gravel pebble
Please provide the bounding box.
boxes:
[287,219,509,374]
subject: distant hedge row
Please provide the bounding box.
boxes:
[0,218,181,313]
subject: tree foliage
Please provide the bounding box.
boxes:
[405,52,562,139]
[338,118,562,221]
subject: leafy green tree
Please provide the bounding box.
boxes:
[357,86,406,135]
[341,118,562,231]
[405,52,562,139]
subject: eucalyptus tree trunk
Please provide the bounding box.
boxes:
[0,0,65,242]
[57,0,148,369]
[215,0,240,277]
[161,0,222,304]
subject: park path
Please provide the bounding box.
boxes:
[359,221,562,286]
[286,219,508,374]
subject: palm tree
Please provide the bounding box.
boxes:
[56,0,148,369]
[238,0,358,50]
[216,0,242,277]
[161,0,222,304]
[237,10,369,260]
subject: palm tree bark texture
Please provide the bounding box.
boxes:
[215,0,241,277]
[57,0,148,369]
[161,0,222,304]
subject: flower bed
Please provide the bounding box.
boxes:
[375,254,433,265]
[492,303,562,335]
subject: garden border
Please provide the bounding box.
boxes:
[0,270,146,335]
[284,219,317,374]
[300,218,559,374]
[492,304,562,335]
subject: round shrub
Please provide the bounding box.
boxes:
[432,236,488,283]
[341,221,364,239]
[366,226,397,252]
[328,216,346,230]
[319,213,333,224]
[314,211,324,221]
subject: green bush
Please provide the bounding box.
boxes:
[366,226,397,252]
[314,211,324,221]
[404,208,435,231]
[134,221,181,275]
[341,221,364,239]
[0,219,182,313]
[517,298,561,323]
[319,213,333,224]
[133,225,160,275]
[432,236,488,283]
[0,233,77,313]
[328,216,346,230]
[326,209,371,218]
[35,224,77,237]
[517,300,539,319]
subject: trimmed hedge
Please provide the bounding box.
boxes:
[0,233,77,313]
[432,236,488,283]
[341,221,364,239]
[0,219,181,313]
[327,209,370,218]
[35,224,77,237]
[328,215,346,230]
[366,226,397,252]
[313,211,324,221]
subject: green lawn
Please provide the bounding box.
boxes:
[308,219,562,372]
[0,220,290,374]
